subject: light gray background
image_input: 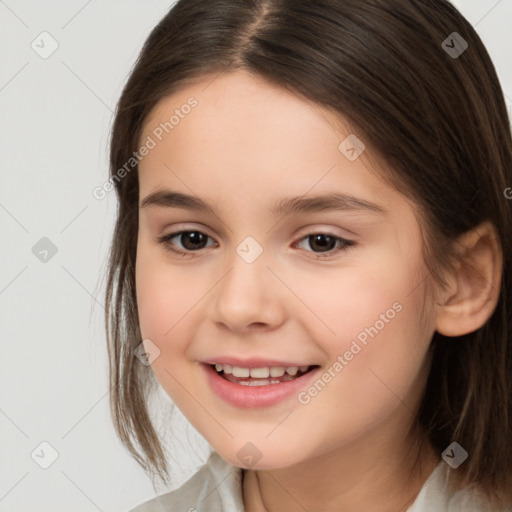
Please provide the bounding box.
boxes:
[1,1,511,511]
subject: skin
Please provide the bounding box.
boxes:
[135,70,502,512]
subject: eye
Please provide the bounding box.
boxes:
[157,230,355,259]
[158,230,216,256]
[294,233,355,258]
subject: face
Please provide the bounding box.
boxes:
[135,70,437,470]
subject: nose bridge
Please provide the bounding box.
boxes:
[212,236,284,330]
[220,237,270,305]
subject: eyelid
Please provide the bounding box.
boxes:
[293,223,357,240]
[157,223,216,241]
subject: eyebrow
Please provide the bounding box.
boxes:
[140,190,389,217]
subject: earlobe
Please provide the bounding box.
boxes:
[435,221,503,337]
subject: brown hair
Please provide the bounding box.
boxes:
[105,0,512,506]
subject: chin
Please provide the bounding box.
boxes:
[214,441,308,471]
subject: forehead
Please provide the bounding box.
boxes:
[141,70,342,151]
[137,70,401,216]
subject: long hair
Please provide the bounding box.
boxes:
[105,0,512,506]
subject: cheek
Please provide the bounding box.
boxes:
[135,243,193,349]
[287,245,425,349]
[289,247,432,396]
[289,279,431,454]
[136,250,202,410]
[319,301,430,446]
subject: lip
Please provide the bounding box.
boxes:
[202,357,314,368]
[201,362,321,408]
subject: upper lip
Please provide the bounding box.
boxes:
[202,357,317,368]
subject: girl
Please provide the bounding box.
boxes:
[105,1,512,510]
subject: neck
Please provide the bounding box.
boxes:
[243,423,439,512]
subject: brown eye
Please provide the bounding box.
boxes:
[295,233,355,258]
[178,231,209,250]
[158,230,215,254]
[307,234,338,252]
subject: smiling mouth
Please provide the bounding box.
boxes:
[210,363,319,386]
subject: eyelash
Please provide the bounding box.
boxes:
[156,230,356,259]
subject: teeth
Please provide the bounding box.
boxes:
[269,367,285,377]
[240,379,284,386]
[250,367,270,378]
[213,363,311,377]
[232,366,250,377]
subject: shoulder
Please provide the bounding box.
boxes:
[128,451,245,512]
[407,461,512,512]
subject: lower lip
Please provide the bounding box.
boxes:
[201,363,321,408]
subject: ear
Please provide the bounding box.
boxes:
[435,221,503,337]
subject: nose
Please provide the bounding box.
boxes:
[211,247,287,333]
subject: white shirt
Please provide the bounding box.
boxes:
[129,451,510,512]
